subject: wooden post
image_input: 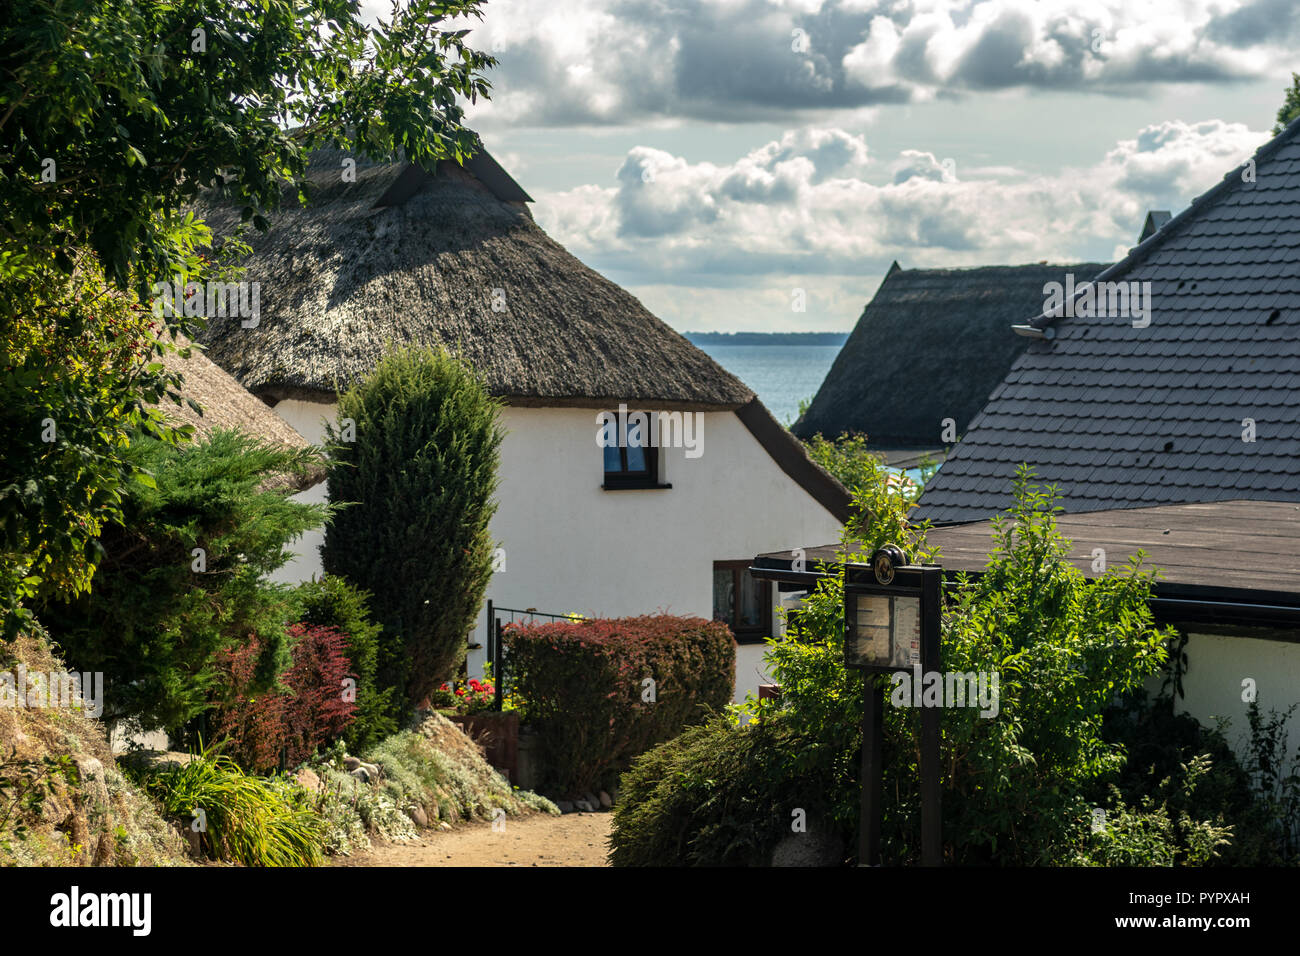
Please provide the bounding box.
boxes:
[859,671,883,866]
[920,566,943,866]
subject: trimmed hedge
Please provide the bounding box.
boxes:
[503,614,735,795]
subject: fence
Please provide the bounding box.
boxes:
[484,600,576,712]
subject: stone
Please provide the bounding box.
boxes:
[75,757,109,813]
[770,821,844,867]
[407,806,429,827]
[574,800,596,813]
[118,750,193,774]
[360,761,381,780]
[555,801,575,814]
[581,792,599,808]
[439,821,453,831]
[343,756,362,771]
[294,767,323,792]
[349,767,370,783]
[598,790,613,809]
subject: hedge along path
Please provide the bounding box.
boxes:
[333,811,612,867]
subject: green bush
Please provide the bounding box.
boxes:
[505,614,735,795]
[38,429,327,736]
[134,748,324,867]
[610,716,841,866]
[612,468,1244,866]
[322,346,503,721]
[293,575,396,753]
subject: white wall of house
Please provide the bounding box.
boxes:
[1175,631,1300,762]
[268,398,843,702]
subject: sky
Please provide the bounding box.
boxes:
[374,0,1300,333]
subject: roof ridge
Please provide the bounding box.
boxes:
[1023,114,1300,331]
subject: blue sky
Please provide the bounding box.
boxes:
[383,0,1298,333]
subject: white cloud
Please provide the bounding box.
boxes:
[533,117,1271,330]
[448,0,1298,127]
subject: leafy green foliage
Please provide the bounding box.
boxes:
[612,467,1242,866]
[0,0,494,639]
[610,716,839,867]
[323,346,503,717]
[37,429,327,734]
[293,575,396,754]
[1,0,496,292]
[0,257,193,637]
[1275,72,1300,134]
[133,746,324,867]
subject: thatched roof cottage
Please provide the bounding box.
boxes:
[194,145,850,700]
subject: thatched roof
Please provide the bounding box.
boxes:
[192,148,754,410]
[792,260,1109,446]
[155,336,325,492]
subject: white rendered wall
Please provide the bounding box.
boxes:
[1176,632,1300,762]
[267,399,844,702]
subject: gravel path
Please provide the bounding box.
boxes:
[333,812,613,867]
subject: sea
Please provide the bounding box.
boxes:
[693,343,842,426]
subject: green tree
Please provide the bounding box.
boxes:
[323,346,503,720]
[1275,72,1300,134]
[1,0,495,291]
[0,0,494,636]
[612,468,1237,866]
[37,429,327,736]
[0,260,192,637]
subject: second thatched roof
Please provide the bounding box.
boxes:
[154,336,325,492]
[793,260,1109,447]
[193,148,754,411]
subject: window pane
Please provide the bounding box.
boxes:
[712,569,734,626]
[738,571,763,628]
[603,442,623,473]
[625,441,647,473]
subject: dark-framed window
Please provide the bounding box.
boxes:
[712,560,772,644]
[602,413,669,490]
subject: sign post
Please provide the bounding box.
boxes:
[843,546,943,866]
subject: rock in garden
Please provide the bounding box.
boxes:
[598,790,613,809]
[360,761,381,780]
[770,824,843,867]
[556,801,575,814]
[407,806,429,827]
[575,800,596,812]
[349,767,370,783]
[343,756,362,771]
[294,767,323,792]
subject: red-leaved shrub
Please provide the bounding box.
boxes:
[503,614,735,794]
[213,623,357,773]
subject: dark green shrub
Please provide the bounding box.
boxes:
[293,575,396,753]
[610,715,845,867]
[505,614,735,795]
[37,429,327,736]
[322,346,503,720]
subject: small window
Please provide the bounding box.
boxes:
[602,412,666,489]
[713,561,772,644]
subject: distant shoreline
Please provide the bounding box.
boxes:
[684,331,848,347]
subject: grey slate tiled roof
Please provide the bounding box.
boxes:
[916,119,1300,523]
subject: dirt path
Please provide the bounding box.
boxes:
[334,812,613,867]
